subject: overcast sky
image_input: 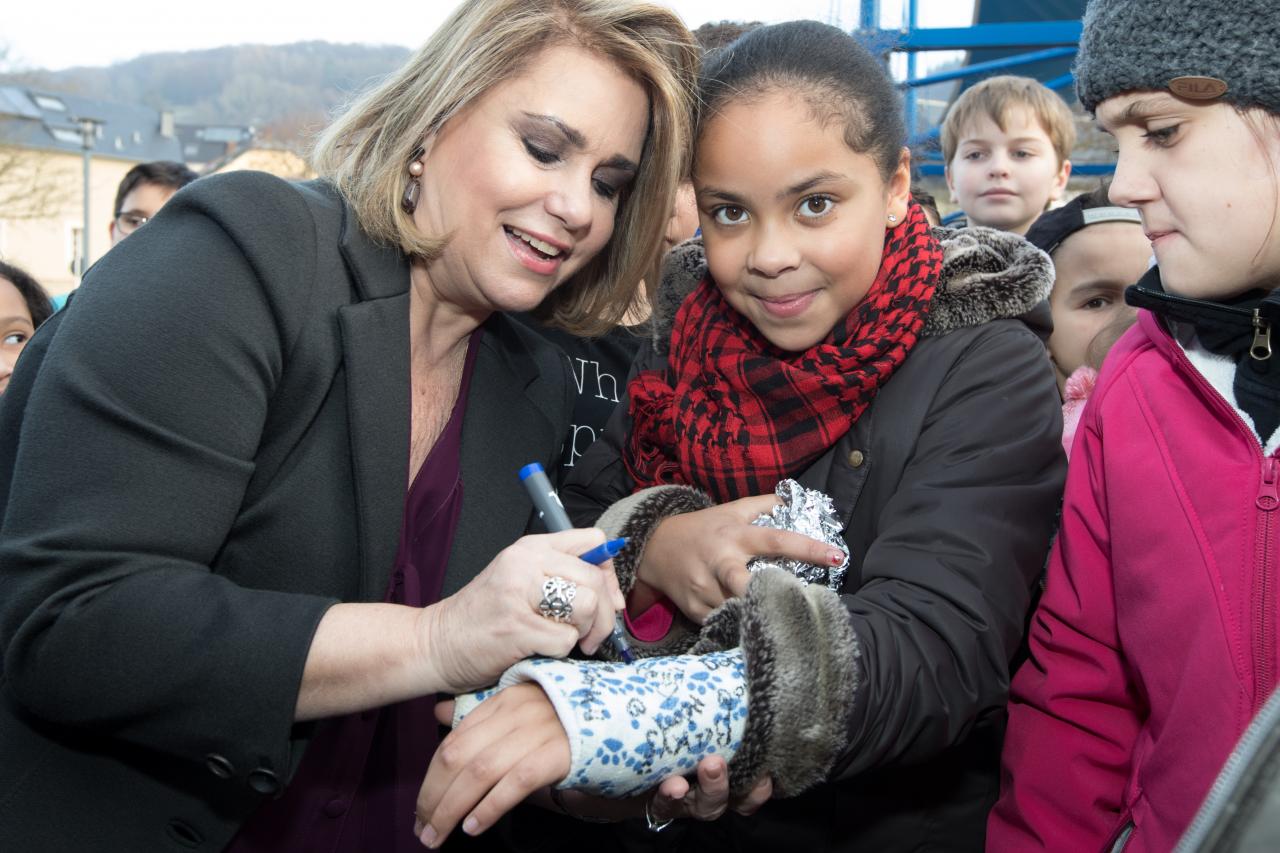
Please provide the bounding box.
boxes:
[5,0,974,72]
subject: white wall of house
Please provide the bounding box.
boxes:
[0,149,137,296]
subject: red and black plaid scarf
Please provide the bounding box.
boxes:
[624,202,942,503]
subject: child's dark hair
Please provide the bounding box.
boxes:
[1079,179,1114,210]
[692,20,763,53]
[696,21,905,181]
[0,260,54,329]
[910,186,940,224]
[113,161,199,217]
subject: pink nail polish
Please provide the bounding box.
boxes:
[829,550,844,566]
[462,816,479,835]
[419,824,438,848]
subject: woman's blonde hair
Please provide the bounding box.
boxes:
[312,0,698,335]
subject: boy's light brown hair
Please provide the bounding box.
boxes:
[940,75,1076,165]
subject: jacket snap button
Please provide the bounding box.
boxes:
[847,449,865,468]
[323,798,350,817]
[204,753,235,779]
[248,767,281,796]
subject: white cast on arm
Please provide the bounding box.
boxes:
[452,649,748,797]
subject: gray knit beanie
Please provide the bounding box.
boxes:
[1075,0,1280,115]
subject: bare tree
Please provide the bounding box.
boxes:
[0,149,77,220]
[0,43,79,220]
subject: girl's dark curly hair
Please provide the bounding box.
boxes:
[0,261,54,328]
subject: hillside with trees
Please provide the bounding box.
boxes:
[0,42,412,149]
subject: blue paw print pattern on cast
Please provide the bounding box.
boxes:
[500,649,748,797]
[449,685,500,727]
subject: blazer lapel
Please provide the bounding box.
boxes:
[329,189,566,601]
[335,197,413,601]
[441,320,561,598]
[338,295,411,600]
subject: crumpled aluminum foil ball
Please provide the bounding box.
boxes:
[747,479,849,591]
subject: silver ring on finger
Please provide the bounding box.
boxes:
[644,794,675,833]
[539,576,577,623]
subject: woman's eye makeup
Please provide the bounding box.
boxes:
[522,137,561,164]
[519,121,632,202]
[593,178,621,201]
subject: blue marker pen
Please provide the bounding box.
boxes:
[519,462,573,531]
[519,463,635,663]
[577,537,628,566]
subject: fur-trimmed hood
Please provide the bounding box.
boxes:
[650,225,1054,354]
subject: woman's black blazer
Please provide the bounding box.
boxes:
[0,172,572,851]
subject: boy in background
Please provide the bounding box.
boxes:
[51,161,201,312]
[109,161,199,248]
[942,75,1075,235]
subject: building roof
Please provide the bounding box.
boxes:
[0,85,183,163]
[175,123,255,168]
[206,145,314,180]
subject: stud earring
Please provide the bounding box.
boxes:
[401,145,425,215]
[887,213,898,224]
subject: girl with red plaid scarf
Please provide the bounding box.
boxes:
[417,21,1065,852]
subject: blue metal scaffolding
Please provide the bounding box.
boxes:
[856,1,1111,178]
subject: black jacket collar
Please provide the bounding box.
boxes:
[1126,266,1279,360]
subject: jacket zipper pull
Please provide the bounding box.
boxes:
[1260,457,1280,511]
[1251,309,1272,361]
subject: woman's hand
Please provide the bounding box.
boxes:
[421,530,625,694]
[415,694,774,848]
[634,494,842,622]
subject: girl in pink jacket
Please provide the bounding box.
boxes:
[988,0,1280,850]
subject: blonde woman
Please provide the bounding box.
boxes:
[0,1,697,850]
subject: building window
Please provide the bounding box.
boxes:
[49,127,83,145]
[34,94,67,112]
[68,225,85,278]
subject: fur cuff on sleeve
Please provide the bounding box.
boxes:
[691,568,861,797]
[596,484,713,596]
[591,485,713,661]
